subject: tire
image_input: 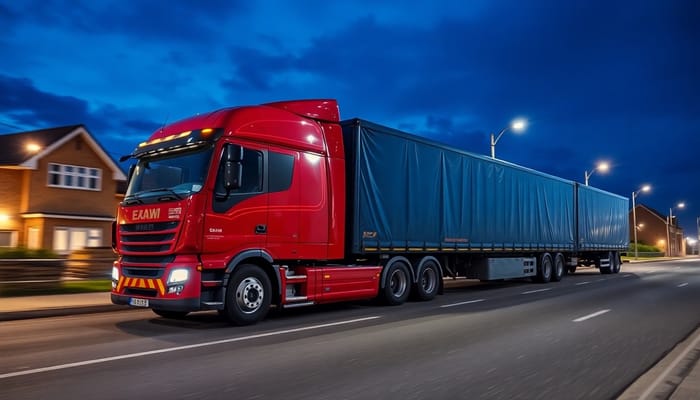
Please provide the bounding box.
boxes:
[223,264,272,325]
[551,253,565,282]
[152,309,189,319]
[412,258,441,301]
[611,252,621,274]
[536,253,553,283]
[381,260,411,305]
[599,252,613,274]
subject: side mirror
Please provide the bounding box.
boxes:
[226,144,243,162]
[224,160,242,191]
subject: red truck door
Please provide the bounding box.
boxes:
[204,143,268,256]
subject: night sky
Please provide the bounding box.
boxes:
[1,1,698,235]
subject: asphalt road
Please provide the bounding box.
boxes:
[1,260,698,400]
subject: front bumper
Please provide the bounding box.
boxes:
[111,294,201,311]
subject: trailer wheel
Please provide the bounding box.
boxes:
[381,260,411,305]
[223,264,271,325]
[551,253,565,282]
[536,253,553,283]
[413,258,440,301]
[611,252,621,273]
[599,252,613,274]
[152,309,189,319]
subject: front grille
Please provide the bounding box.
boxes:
[124,268,163,278]
[119,221,179,255]
[122,255,175,265]
[121,221,178,232]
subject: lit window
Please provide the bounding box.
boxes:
[47,163,102,191]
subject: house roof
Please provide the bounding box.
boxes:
[0,125,82,165]
[0,125,126,181]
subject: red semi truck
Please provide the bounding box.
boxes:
[111,99,629,325]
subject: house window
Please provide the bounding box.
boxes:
[0,231,18,247]
[53,227,103,254]
[27,227,41,249]
[48,163,102,191]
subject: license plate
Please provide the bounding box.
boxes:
[129,298,149,307]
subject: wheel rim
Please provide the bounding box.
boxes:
[390,268,408,298]
[421,266,438,293]
[236,277,264,314]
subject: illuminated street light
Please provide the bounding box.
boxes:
[666,202,685,257]
[631,184,651,259]
[26,143,41,153]
[490,118,527,159]
[584,161,610,186]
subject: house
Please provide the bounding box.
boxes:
[0,125,126,254]
[629,204,685,257]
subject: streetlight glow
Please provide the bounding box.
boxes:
[26,143,41,153]
[631,184,652,259]
[490,118,527,159]
[584,161,611,186]
[511,119,527,132]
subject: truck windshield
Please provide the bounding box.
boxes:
[125,146,214,201]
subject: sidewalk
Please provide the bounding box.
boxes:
[0,292,122,321]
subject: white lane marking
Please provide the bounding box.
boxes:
[0,316,381,379]
[440,299,485,308]
[639,331,700,400]
[623,274,633,278]
[573,309,611,322]
[677,283,689,288]
[521,288,552,295]
[596,278,607,282]
[575,281,591,286]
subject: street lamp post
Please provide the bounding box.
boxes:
[490,119,526,159]
[666,202,685,257]
[584,162,610,186]
[631,185,651,259]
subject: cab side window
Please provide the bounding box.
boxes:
[213,146,264,213]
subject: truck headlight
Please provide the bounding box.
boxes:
[112,266,119,281]
[167,268,189,284]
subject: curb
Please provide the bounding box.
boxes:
[0,304,127,322]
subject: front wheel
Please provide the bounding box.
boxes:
[223,264,272,326]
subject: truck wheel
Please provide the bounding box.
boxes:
[381,260,411,305]
[413,258,440,301]
[223,264,271,325]
[152,309,189,319]
[536,253,553,283]
[611,252,621,273]
[551,253,565,282]
[599,252,612,274]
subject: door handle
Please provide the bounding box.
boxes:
[255,224,267,234]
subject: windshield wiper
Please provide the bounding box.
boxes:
[137,187,184,200]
